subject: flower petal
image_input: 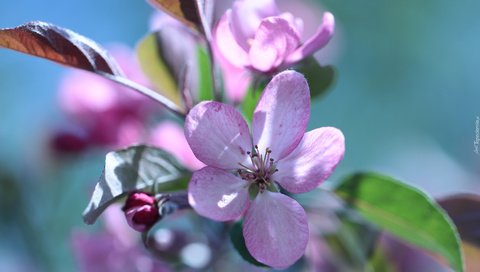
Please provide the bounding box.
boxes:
[249,17,301,72]
[243,192,308,269]
[252,71,310,160]
[230,0,280,50]
[185,101,251,169]
[149,121,205,171]
[188,166,250,221]
[212,16,251,102]
[214,12,250,68]
[286,12,335,65]
[275,127,345,194]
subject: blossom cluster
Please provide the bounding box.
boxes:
[63,0,343,269]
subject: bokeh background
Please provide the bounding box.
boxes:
[0,0,479,270]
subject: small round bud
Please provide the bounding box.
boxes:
[123,192,160,232]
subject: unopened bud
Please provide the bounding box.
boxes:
[123,192,160,232]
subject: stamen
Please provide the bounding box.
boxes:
[238,145,279,195]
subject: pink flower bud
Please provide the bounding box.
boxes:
[123,192,160,232]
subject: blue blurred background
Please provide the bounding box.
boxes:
[0,0,479,270]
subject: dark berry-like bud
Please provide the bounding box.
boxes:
[123,192,160,232]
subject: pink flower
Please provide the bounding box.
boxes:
[57,45,158,149]
[214,0,335,73]
[123,192,160,232]
[72,205,171,272]
[149,121,205,171]
[185,70,345,268]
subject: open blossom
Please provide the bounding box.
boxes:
[185,70,345,268]
[214,0,335,73]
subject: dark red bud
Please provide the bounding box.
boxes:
[123,192,159,232]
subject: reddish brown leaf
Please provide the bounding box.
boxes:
[147,0,212,38]
[0,21,123,76]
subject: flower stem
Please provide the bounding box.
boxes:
[205,42,222,102]
[98,72,187,118]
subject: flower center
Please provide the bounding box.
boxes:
[238,145,278,195]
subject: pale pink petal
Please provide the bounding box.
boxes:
[252,71,310,160]
[149,11,178,31]
[214,12,250,68]
[149,122,205,171]
[230,0,280,49]
[185,101,251,169]
[114,118,143,148]
[220,60,251,103]
[248,17,301,72]
[275,127,345,194]
[188,166,250,221]
[212,15,251,102]
[106,45,157,111]
[278,12,303,37]
[103,204,137,247]
[243,192,308,269]
[107,44,151,87]
[286,12,335,65]
[58,70,118,121]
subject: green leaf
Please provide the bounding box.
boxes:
[230,221,268,267]
[196,45,214,101]
[82,145,189,224]
[293,57,336,99]
[335,172,464,272]
[136,33,182,107]
[241,79,267,123]
[324,211,379,269]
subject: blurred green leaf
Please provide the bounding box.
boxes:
[136,33,182,107]
[335,172,464,272]
[230,221,268,267]
[324,211,379,270]
[197,46,214,101]
[368,243,395,272]
[0,168,21,222]
[83,145,189,224]
[241,79,267,123]
[294,57,336,99]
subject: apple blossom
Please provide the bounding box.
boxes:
[185,70,345,268]
[214,0,335,74]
